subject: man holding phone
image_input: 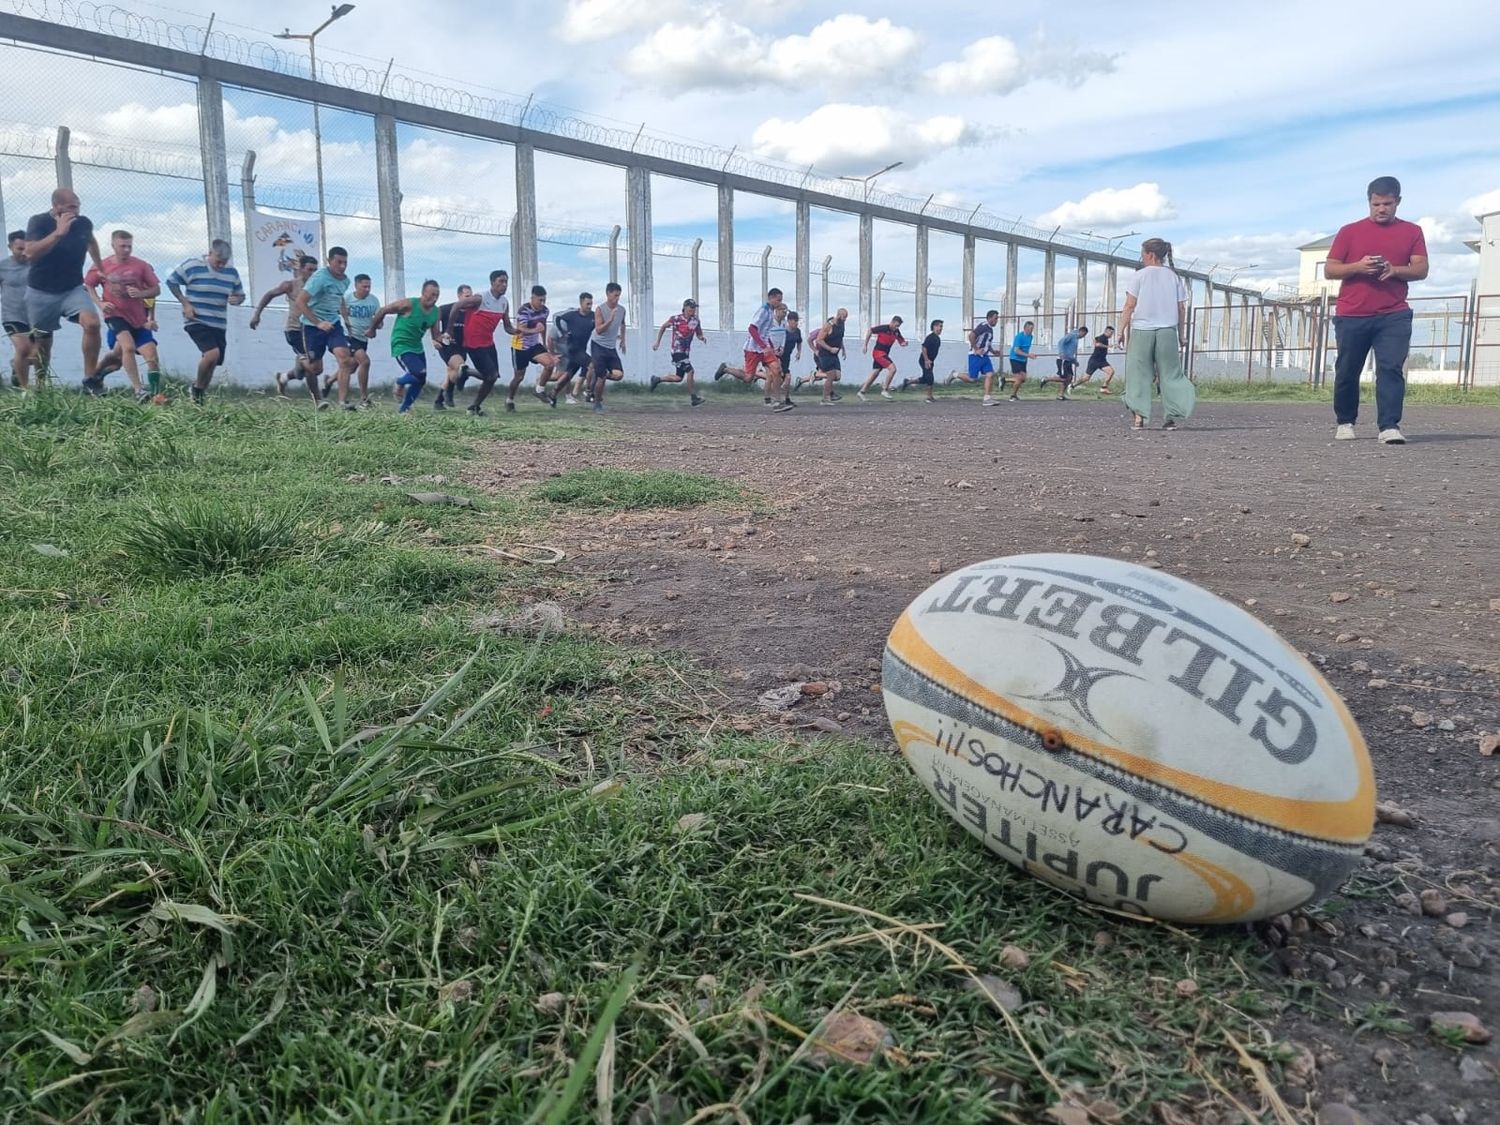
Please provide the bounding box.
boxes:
[1323,176,1428,445]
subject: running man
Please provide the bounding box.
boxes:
[777,311,802,406]
[650,298,706,405]
[2,230,45,388]
[166,238,245,404]
[510,284,556,410]
[796,306,848,403]
[552,293,594,404]
[369,279,443,414]
[24,187,104,386]
[958,310,1000,396]
[1076,326,1117,392]
[442,270,513,416]
[1040,323,1087,399]
[993,319,1033,403]
[587,281,626,413]
[292,246,355,410]
[84,229,160,400]
[714,287,788,410]
[250,254,317,400]
[858,315,907,399]
[434,284,474,405]
[901,319,943,401]
[341,272,381,408]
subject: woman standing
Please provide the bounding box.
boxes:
[1118,238,1192,430]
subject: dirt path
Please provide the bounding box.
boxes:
[470,398,1500,1124]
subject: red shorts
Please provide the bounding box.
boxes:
[872,351,895,370]
[744,349,780,378]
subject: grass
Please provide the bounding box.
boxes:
[536,467,742,510]
[0,389,1352,1121]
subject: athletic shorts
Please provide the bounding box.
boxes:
[185,323,227,366]
[438,342,466,366]
[591,344,623,377]
[968,355,994,378]
[396,352,428,383]
[3,320,38,337]
[871,351,895,371]
[25,285,92,333]
[1086,355,1110,374]
[1010,359,1028,375]
[1057,358,1077,381]
[513,343,547,372]
[105,318,155,348]
[915,364,935,386]
[469,344,500,380]
[301,322,351,362]
[347,336,368,355]
[562,351,590,379]
[284,329,308,357]
[671,351,693,378]
[815,350,841,373]
[743,349,778,378]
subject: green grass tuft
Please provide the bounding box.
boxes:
[536,467,742,510]
[114,496,309,577]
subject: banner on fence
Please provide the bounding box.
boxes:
[247,209,321,297]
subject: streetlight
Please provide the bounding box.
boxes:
[838,161,903,201]
[1223,263,1262,285]
[275,4,356,252]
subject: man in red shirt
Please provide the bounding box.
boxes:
[1324,176,1428,445]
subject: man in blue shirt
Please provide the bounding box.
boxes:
[166,238,245,404]
[984,319,1033,405]
[292,246,354,410]
[338,272,381,408]
[1041,323,1088,400]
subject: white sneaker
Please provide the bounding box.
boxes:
[880,389,893,400]
[856,390,867,400]
[564,394,578,405]
[1334,424,1356,441]
[533,385,548,398]
[982,395,998,406]
[1378,427,1406,445]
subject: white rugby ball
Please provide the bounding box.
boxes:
[882,553,1375,924]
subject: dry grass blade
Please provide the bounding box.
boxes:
[793,892,1067,1101]
[634,1000,710,1061]
[595,1024,616,1125]
[1222,1030,1297,1125]
[788,921,946,959]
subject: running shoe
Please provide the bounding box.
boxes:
[1163,418,1178,430]
[856,389,867,401]
[690,394,704,406]
[135,389,151,404]
[982,396,998,406]
[467,404,485,417]
[505,400,516,413]
[714,362,728,381]
[1378,427,1406,445]
[342,402,358,412]
[650,376,662,391]
[189,386,204,405]
[1008,393,1020,402]
[880,389,893,400]
[317,400,332,411]
[592,401,604,413]
[565,394,578,405]
[274,371,288,397]
[434,396,448,411]
[534,385,548,399]
[1334,424,1355,440]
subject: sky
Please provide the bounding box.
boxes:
[2,0,1498,330]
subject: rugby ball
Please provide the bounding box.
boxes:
[882,553,1374,924]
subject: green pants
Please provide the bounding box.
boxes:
[1123,327,1195,422]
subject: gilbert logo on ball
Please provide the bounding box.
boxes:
[882,554,1375,924]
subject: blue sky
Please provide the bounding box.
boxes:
[2,0,1497,329]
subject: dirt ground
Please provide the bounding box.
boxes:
[469,397,1500,1125]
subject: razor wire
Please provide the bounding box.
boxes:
[2,0,1124,262]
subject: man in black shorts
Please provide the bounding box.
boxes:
[249,254,317,399]
[650,298,707,405]
[166,238,245,403]
[437,284,474,399]
[509,284,557,410]
[1076,326,1117,393]
[798,306,848,403]
[552,292,595,404]
[2,230,45,387]
[901,319,942,402]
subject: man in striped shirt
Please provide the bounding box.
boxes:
[166,238,245,404]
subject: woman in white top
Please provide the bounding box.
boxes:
[1118,237,1193,431]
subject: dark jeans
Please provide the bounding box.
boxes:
[1333,309,1411,431]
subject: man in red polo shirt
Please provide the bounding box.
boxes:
[1324,175,1428,445]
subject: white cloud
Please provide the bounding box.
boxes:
[1461,187,1500,218]
[750,104,977,175]
[557,0,697,43]
[928,34,1115,97]
[1040,183,1178,229]
[624,14,920,92]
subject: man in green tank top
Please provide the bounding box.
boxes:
[369,279,444,413]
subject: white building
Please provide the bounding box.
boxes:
[1295,235,1337,302]
[1475,210,1499,386]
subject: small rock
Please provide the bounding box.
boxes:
[1283,1041,1317,1086]
[1430,1011,1492,1044]
[1174,978,1199,998]
[1458,1055,1492,1083]
[1372,1046,1398,1067]
[806,1010,894,1068]
[967,974,1022,1011]
[536,992,566,1014]
[438,979,474,1004]
[676,813,708,833]
[1351,660,1371,673]
[1410,711,1433,729]
[1291,533,1312,547]
[696,974,717,994]
[999,945,1030,970]
[1317,1106,1371,1125]
[1330,591,1352,604]
[803,717,843,734]
[953,480,975,491]
[1092,931,1115,951]
[1479,733,1499,757]
[1420,889,1447,916]
[756,685,803,712]
[1335,633,1358,644]
[1436,719,1456,732]
[1367,678,1389,689]
[1490,598,1500,612]
[800,681,830,697]
[1375,803,1415,828]
[928,559,945,574]
[1393,891,1422,915]
[1446,912,1470,929]
[1309,951,1338,972]
[131,984,157,1014]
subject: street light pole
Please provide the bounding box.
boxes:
[275,4,355,253]
[839,160,903,202]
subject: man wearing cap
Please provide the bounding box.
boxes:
[650,297,708,406]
